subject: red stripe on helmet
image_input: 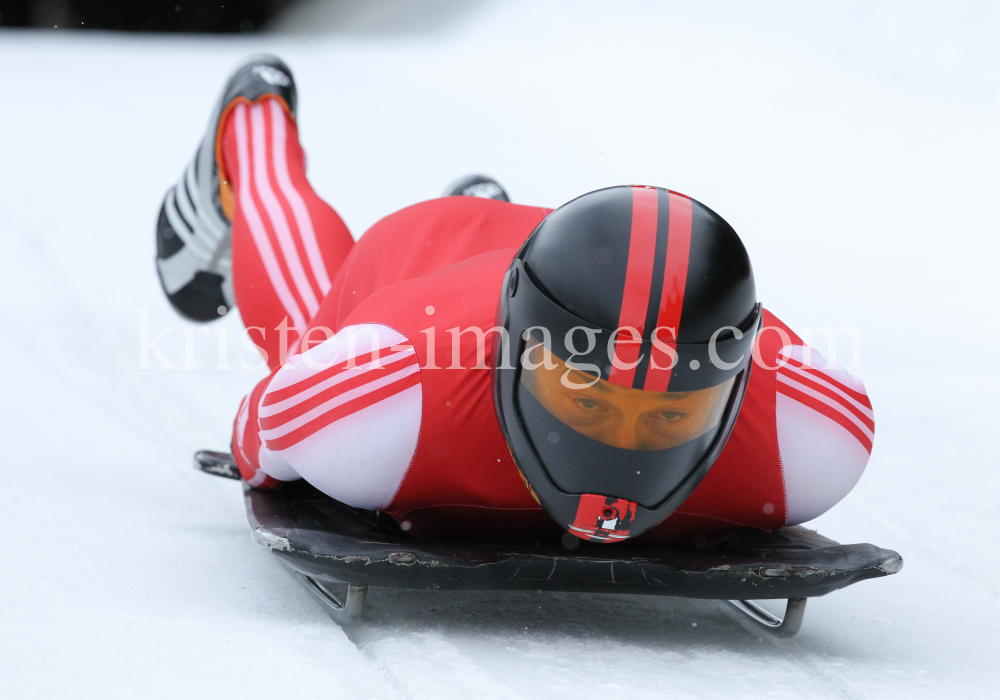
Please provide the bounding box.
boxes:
[644,191,693,392]
[608,186,659,388]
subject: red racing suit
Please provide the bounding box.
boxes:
[225,99,874,545]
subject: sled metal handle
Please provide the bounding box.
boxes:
[293,571,368,623]
[726,598,806,638]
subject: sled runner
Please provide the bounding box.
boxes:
[196,450,901,638]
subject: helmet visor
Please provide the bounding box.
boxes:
[515,341,737,507]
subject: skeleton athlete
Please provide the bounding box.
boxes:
[156,56,874,546]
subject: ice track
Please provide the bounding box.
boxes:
[1,1,998,698]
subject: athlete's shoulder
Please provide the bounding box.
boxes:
[773,344,873,524]
[257,323,423,509]
[692,308,873,529]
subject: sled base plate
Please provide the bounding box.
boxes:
[198,451,902,637]
[240,473,901,600]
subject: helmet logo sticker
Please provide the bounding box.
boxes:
[569,493,638,542]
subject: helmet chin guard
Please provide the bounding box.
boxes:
[492,186,761,542]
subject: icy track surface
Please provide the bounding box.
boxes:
[2,2,998,698]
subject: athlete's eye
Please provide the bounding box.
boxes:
[573,397,602,410]
[659,410,687,422]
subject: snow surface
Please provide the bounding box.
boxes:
[2,1,999,697]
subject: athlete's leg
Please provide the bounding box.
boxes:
[221,98,354,370]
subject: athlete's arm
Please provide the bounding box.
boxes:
[772,343,874,525]
[231,323,422,507]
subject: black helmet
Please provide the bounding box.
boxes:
[493,185,761,542]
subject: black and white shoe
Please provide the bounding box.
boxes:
[443,174,510,202]
[155,55,298,322]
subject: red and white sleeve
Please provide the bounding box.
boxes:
[233,322,422,506]
[775,345,875,525]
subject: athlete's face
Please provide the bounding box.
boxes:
[520,344,734,451]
